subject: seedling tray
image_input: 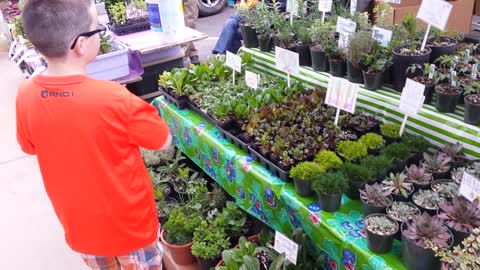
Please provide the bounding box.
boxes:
[187,101,218,126]
[248,146,290,182]
[108,21,150,36]
[158,87,189,109]
[218,128,250,153]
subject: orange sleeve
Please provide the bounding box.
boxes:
[16,93,36,155]
[127,94,170,150]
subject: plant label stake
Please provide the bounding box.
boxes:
[372,26,393,47]
[417,0,452,51]
[459,172,480,206]
[274,231,299,265]
[428,64,436,79]
[275,46,300,87]
[472,63,478,80]
[226,51,242,84]
[465,49,471,64]
[399,79,426,136]
[451,71,457,87]
[336,17,357,35]
[350,0,357,16]
[318,0,332,23]
[287,0,298,26]
[245,70,260,89]
[326,77,359,126]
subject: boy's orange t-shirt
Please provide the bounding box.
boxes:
[15,74,170,256]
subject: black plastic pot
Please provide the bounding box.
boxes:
[345,180,366,200]
[294,179,313,197]
[431,170,451,180]
[390,189,414,202]
[387,202,420,240]
[196,257,220,270]
[428,37,458,63]
[347,61,364,83]
[296,44,312,66]
[437,209,471,247]
[424,84,435,104]
[329,58,347,77]
[310,48,329,72]
[240,24,259,49]
[317,192,343,212]
[401,221,453,270]
[464,95,480,125]
[435,85,461,113]
[392,47,431,91]
[383,65,393,86]
[364,214,398,254]
[258,36,273,52]
[363,71,384,90]
[361,195,392,217]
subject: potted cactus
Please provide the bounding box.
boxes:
[412,189,446,215]
[340,162,374,200]
[290,162,325,197]
[440,142,467,169]
[386,201,420,240]
[312,173,348,212]
[364,214,399,254]
[421,152,452,180]
[431,179,459,200]
[437,197,480,247]
[404,164,434,191]
[360,183,393,217]
[401,213,454,270]
[382,172,414,202]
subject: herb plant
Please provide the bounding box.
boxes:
[359,133,385,150]
[290,162,325,181]
[380,123,401,139]
[312,173,348,194]
[336,140,368,161]
[340,162,373,183]
[314,150,343,171]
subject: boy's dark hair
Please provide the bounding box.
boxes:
[23,0,93,58]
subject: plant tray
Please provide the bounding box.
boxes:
[187,101,218,126]
[108,21,150,36]
[248,146,290,182]
[219,128,250,153]
[158,87,189,110]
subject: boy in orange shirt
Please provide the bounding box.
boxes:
[16,0,171,269]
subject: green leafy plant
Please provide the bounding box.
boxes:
[314,150,343,171]
[109,1,127,25]
[359,133,385,150]
[347,31,374,66]
[191,220,230,260]
[336,140,368,161]
[312,172,348,194]
[382,142,412,160]
[361,155,392,180]
[401,14,421,53]
[438,198,480,233]
[211,201,247,235]
[363,42,392,73]
[383,172,414,198]
[310,20,336,52]
[162,208,202,245]
[403,212,452,248]
[340,162,374,183]
[290,161,325,181]
[380,123,401,139]
[401,134,432,153]
[360,183,392,206]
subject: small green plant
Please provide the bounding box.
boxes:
[401,14,420,53]
[290,161,326,181]
[380,123,401,139]
[359,133,385,150]
[211,201,247,235]
[383,172,414,198]
[347,31,375,66]
[382,142,412,160]
[340,162,374,183]
[361,155,392,180]
[336,140,368,161]
[312,172,348,194]
[109,1,127,25]
[310,20,336,51]
[314,150,343,171]
[163,208,202,245]
[401,134,431,153]
[191,220,230,260]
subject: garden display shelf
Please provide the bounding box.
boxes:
[152,97,407,270]
[239,47,480,160]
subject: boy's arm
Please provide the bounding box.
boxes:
[127,94,171,150]
[16,96,36,155]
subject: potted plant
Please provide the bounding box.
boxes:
[324,36,347,77]
[346,31,374,83]
[380,123,401,143]
[107,1,149,35]
[404,164,434,191]
[450,167,465,184]
[294,20,312,66]
[237,2,259,49]
[382,143,412,173]
[309,20,335,72]
[427,28,458,63]
[340,162,374,199]
[335,140,368,162]
[431,179,459,200]
[273,22,296,51]
[289,162,325,197]
[314,150,343,171]
[427,228,480,270]
[362,42,392,90]
[386,201,420,240]
[422,152,452,180]
[346,113,380,136]
[364,213,399,254]
[437,197,480,247]
[435,71,462,113]
[361,155,392,182]
[312,172,348,212]
[158,68,194,109]
[360,183,393,217]
[359,133,385,154]
[440,142,467,169]
[401,212,454,270]
[463,80,480,125]
[392,15,432,91]
[406,63,439,104]
[191,220,230,270]
[402,134,432,160]
[412,189,446,215]
[382,172,414,202]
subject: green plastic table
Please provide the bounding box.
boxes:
[152,97,406,270]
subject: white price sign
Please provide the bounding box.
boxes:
[325,77,359,114]
[338,33,350,49]
[417,0,452,30]
[245,70,260,89]
[287,0,299,16]
[274,231,299,265]
[318,0,333,12]
[275,47,300,76]
[372,26,393,47]
[226,51,242,73]
[459,172,480,204]
[336,17,357,34]
[400,79,426,116]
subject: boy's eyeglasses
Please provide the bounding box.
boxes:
[70,24,107,50]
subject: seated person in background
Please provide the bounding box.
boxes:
[212,0,286,55]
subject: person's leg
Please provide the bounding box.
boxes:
[182,0,200,64]
[212,15,241,54]
[81,255,121,270]
[117,239,164,270]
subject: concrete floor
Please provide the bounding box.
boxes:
[0,7,232,270]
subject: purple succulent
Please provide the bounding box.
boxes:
[404,212,451,248]
[438,198,480,233]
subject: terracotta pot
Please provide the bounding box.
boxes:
[160,229,196,265]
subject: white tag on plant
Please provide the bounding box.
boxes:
[465,49,471,63]
[338,32,350,49]
[275,46,300,76]
[472,64,478,80]
[428,64,436,80]
[336,17,357,34]
[400,79,425,116]
[245,70,260,89]
[459,172,480,206]
[318,0,333,12]
[372,26,393,47]
[274,231,299,265]
[226,51,242,73]
[287,0,299,16]
[8,40,18,58]
[416,0,452,30]
[325,77,359,114]
[350,0,357,16]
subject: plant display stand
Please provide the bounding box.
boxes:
[152,97,407,270]
[162,247,200,270]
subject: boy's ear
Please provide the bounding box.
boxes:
[73,36,88,57]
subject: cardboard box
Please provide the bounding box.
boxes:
[379,0,474,34]
[475,0,480,15]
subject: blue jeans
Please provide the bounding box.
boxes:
[213,15,243,54]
